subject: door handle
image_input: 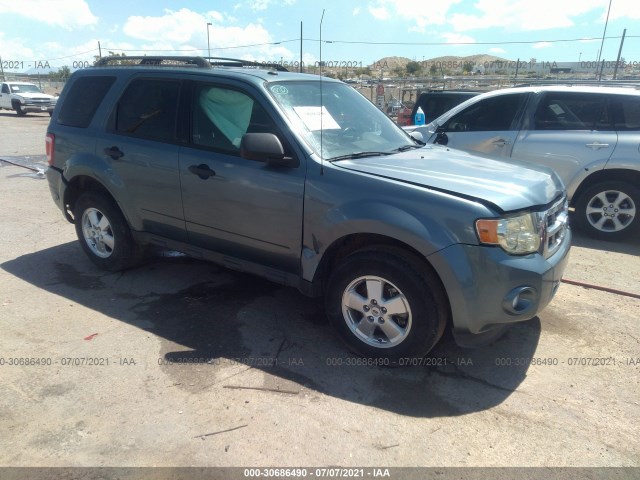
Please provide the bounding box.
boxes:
[492,139,511,147]
[188,164,216,180]
[104,146,124,160]
[585,142,610,150]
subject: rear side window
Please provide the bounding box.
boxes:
[58,76,115,128]
[443,94,527,132]
[112,79,180,143]
[534,93,612,131]
[613,95,640,131]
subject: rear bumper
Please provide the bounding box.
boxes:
[428,230,571,344]
[46,166,69,219]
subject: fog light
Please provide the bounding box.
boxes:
[502,286,537,315]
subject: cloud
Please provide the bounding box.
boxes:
[368,0,463,28]
[368,6,390,20]
[121,8,294,62]
[441,32,476,45]
[236,0,295,11]
[124,8,211,43]
[0,33,35,62]
[533,42,553,49]
[607,0,640,20]
[0,0,97,29]
[249,0,270,11]
[490,47,507,54]
[449,0,605,32]
[353,7,361,16]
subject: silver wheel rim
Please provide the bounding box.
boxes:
[81,208,115,258]
[341,275,412,349]
[585,190,636,233]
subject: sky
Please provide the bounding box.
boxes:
[1,0,639,73]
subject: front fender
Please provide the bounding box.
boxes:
[301,195,482,283]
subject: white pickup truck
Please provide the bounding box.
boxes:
[0,81,57,116]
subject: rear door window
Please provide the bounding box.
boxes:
[534,93,613,131]
[612,95,640,131]
[111,78,180,143]
[57,76,115,128]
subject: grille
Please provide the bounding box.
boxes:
[542,196,569,258]
[26,98,54,105]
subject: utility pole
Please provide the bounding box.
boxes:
[595,0,612,78]
[207,23,212,59]
[300,22,303,73]
[98,41,102,58]
[613,29,627,80]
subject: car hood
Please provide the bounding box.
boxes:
[13,92,55,100]
[335,145,564,212]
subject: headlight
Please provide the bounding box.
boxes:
[476,213,541,255]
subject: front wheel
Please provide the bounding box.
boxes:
[574,181,640,240]
[73,192,143,271]
[325,249,448,361]
[14,104,26,116]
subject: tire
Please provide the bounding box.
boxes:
[73,191,143,271]
[325,248,448,361]
[14,103,26,116]
[574,181,640,241]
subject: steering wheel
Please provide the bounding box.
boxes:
[341,127,361,140]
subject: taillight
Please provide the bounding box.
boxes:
[46,133,55,165]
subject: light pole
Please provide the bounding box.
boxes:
[206,22,212,59]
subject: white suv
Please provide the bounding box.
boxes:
[408,85,640,240]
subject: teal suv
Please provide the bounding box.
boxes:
[46,57,571,361]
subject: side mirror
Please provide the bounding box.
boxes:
[409,131,424,142]
[240,133,298,168]
[435,132,448,146]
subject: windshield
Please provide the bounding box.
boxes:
[267,81,415,160]
[10,84,42,94]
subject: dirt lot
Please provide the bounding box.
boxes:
[0,112,638,476]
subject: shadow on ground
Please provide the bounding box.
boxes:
[2,242,542,418]
[569,227,640,256]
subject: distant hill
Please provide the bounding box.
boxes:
[370,54,511,71]
[24,66,57,75]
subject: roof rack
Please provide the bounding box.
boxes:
[94,56,211,67]
[204,57,289,72]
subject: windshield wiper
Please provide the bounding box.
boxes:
[328,151,392,162]
[392,144,422,152]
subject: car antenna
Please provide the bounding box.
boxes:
[319,8,325,175]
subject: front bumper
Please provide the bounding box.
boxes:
[21,103,56,113]
[428,229,571,344]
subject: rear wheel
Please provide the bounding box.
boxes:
[73,192,143,271]
[574,181,639,240]
[325,249,448,361]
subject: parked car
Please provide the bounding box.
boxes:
[45,56,570,361]
[398,90,481,126]
[406,86,640,240]
[0,81,57,116]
